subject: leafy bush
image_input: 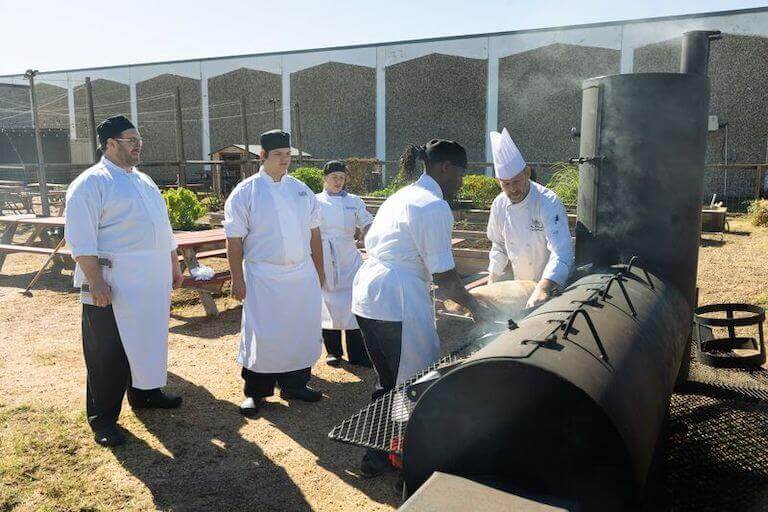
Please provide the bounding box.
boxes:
[344,158,378,194]
[369,172,412,198]
[163,188,206,230]
[200,195,225,213]
[748,199,768,227]
[291,167,324,193]
[546,162,579,206]
[458,174,500,209]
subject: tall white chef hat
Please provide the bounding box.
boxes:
[490,128,527,180]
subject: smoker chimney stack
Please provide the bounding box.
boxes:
[680,30,722,76]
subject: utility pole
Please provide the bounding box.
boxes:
[25,69,50,216]
[85,77,98,162]
[268,98,280,127]
[241,96,250,179]
[174,86,187,187]
[294,101,303,166]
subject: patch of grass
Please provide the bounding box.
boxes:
[0,404,111,511]
[545,162,578,207]
[754,295,768,310]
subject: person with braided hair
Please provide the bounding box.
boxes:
[351,139,496,477]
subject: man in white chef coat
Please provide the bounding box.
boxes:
[351,139,496,477]
[224,130,325,417]
[486,128,574,308]
[65,115,184,447]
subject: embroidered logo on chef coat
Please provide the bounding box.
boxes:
[298,191,307,197]
[344,206,357,210]
[530,219,544,232]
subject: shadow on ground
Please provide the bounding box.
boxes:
[112,372,315,511]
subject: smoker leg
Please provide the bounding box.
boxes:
[674,328,693,389]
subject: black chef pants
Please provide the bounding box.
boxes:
[241,367,311,398]
[322,328,370,365]
[354,316,402,401]
[81,304,159,432]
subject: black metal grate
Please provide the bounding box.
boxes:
[328,342,476,453]
[668,383,768,511]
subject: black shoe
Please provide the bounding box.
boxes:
[279,386,323,402]
[239,397,262,418]
[360,449,395,478]
[93,424,126,447]
[326,354,342,367]
[129,389,183,409]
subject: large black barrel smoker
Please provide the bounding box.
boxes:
[330,31,721,511]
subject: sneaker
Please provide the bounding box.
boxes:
[279,386,323,402]
[239,397,262,418]
[129,389,182,409]
[325,354,342,367]
[360,449,395,478]
[93,424,126,447]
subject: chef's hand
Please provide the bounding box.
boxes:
[90,279,112,308]
[231,276,246,301]
[172,266,184,290]
[525,279,558,309]
[486,272,504,284]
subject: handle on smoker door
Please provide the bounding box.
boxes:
[569,155,605,165]
[563,308,610,362]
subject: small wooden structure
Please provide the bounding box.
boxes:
[209,144,312,194]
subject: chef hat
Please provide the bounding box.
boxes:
[260,129,290,152]
[490,128,526,179]
[425,139,468,169]
[97,115,136,147]
[323,160,347,175]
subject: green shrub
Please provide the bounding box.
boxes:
[163,188,206,230]
[546,162,579,206]
[748,199,768,227]
[458,174,500,209]
[200,195,225,213]
[291,166,324,193]
[370,172,412,198]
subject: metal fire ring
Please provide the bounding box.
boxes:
[694,303,766,369]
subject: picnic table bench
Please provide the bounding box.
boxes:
[0,217,230,316]
[174,228,229,316]
[0,215,69,271]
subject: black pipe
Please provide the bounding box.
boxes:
[680,30,722,76]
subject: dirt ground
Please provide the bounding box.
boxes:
[1,217,766,511]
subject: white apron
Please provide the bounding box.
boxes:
[359,256,440,385]
[319,194,365,330]
[102,250,172,389]
[71,163,175,391]
[238,258,322,373]
[237,172,322,373]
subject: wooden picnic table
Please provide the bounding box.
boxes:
[0,215,69,271]
[174,228,229,317]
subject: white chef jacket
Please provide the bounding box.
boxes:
[486,181,573,286]
[223,169,323,373]
[65,156,177,288]
[316,190,373,330]
[65,156,177,389]
[352,173,454,384]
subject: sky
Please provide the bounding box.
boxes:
[1,0,767,76]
